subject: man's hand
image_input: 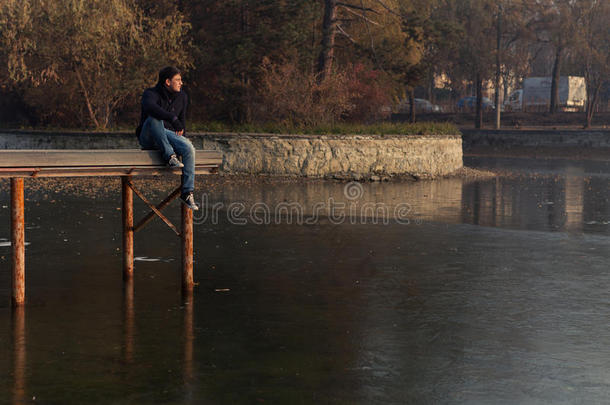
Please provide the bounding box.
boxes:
[171,116,184,132]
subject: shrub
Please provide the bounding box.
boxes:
[255,59,395,126]
[256,57,353,127]
[343,63,393,123]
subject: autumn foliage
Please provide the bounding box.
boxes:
[344,64,394,122]
[257,59,392,126]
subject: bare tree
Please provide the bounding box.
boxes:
[534,0,580,114]
[317,0,339,81]
[574,0,610,128]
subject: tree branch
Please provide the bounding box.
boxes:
[336,24,356,43]
[340,6,380,26]
[371,0,402,18]
[336,2,380,14]
[74,66,100,128]
[361,0,381,70]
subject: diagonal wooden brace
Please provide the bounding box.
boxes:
[133,186,182,233]
[125,179,180,236]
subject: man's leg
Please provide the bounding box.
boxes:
[165,131,196,195]
[139,117,176,161]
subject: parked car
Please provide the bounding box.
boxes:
[457,96,495,111]
[398,98,443,113]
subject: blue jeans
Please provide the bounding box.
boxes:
[138,117,195,194]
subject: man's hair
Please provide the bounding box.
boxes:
[158,66,181,86]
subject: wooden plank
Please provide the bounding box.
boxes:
[0,165,219,172]
[0,149,222,167]
[0,166,218,178]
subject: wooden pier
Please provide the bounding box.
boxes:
[1,149,222,306]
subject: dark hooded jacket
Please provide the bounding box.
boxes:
[136,83,188,139]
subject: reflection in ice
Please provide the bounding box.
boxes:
[134,256,174,262]
[0,241,31,247]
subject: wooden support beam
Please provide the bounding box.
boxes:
[0,149,222,168]
[182,204,194,293]
[11,178,25,306]
[122,176,134,280]
[133,186,182,233]
[126,179,180,236]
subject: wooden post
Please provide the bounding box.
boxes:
[181,204,194,293]
[123,278,134,364]
[11,178,25,306]
[13,305,26,404]
[183,291,194,385]
[13,305,27,404]
[122,176,134,280]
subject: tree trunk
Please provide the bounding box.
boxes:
[317,0,338,82]
[103,103,110,129]
[550,46,562,114]
[241,3,251,123]
[408,87,416,124]
[502,72,509,103]
[428,72,434,103]
[494,5,502,129]
[74,67,101,129]
[475,73,483,129]
[585,83,601,129]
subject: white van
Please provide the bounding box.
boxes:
[503,76,586,112]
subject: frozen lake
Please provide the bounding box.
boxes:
[1,155,610,404]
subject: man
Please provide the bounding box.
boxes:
[136,66,198,210]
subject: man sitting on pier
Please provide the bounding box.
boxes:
[136,66,198,210]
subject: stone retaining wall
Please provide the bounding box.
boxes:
[0,130,463,178]
[200,133,462,178]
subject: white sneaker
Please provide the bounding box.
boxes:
[180,192,199,211]
[168,154,184,168]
